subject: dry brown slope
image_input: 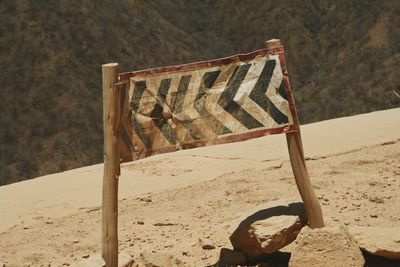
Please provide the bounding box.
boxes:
[0,0,399,187]
[0,0,216,185]
[150,0,400,120]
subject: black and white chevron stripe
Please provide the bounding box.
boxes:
[127,56,292,151]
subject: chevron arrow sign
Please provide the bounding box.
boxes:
[117,47,299,160]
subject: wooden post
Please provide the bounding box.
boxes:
[266,39,324,228]
[102,63,120,267]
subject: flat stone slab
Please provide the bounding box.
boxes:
[139,251,184,267]
[229,201,307,261]
[289,226,365,267]
[348,226,400,260]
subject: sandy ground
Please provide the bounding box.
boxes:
[0,108,399,266]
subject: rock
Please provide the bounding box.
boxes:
[69,252,136,267]
[219,248,247,265]
[69,254,105,267]
[139,252,183,267]
[202,244,215,250]
[348,226,400,260]
[289,226,365,267]
[139,196,152,202]
[199,238,216,250]
[119,252,137,267]
[229,201,307,260]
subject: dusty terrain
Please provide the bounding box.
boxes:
[0,109,399,266]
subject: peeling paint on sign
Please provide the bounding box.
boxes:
[117,47,299,161]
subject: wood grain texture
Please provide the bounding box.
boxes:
[102,63,120,267]
[266,39,324,228]
[286,131,324,228]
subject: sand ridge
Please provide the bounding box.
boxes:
[0,108,399,266]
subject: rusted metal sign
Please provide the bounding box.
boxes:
[117,46,299,160]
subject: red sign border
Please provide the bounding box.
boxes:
[118,46,300,160]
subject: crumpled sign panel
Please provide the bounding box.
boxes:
[117,47,299,161]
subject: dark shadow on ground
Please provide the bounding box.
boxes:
[208,251,400,267]
[234,202,307,230]
[363,252,400,267]
[207,251,290,267]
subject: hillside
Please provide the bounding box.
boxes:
[0,0,399,185]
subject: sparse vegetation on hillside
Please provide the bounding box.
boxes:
[0,0,399,185]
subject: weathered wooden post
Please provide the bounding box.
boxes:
[266,39,324,228]
[102,63,120,267]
